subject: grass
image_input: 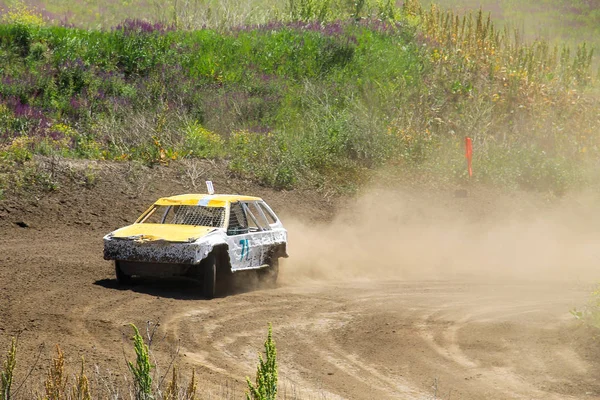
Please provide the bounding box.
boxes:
[0,338,16,400]
[0,0,598,195]
[128,324,153,400]
[426,0,600,50]
[246,324,277,400]
[0,324,278,400]
[572,285,600,332]
[5,0,599,51]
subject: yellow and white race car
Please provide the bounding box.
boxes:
[103,193,288,298]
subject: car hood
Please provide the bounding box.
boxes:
[108,224,217,243]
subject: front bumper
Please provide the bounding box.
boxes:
[104,237,212,265]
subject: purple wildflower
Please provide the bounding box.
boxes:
[114,19,175,35]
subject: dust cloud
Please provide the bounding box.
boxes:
[280,186,600,283]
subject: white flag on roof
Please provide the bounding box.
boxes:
[206,180,215,195]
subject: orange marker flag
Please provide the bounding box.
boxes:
[465,137,473,177]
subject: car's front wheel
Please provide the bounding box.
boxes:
[115,261,133,285]
[202,254,217,299]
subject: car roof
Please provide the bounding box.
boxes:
[154,194,263,208]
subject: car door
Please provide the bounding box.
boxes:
[226,201,271,271]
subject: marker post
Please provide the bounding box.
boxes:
[465,137,473,178]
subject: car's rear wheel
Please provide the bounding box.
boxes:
[202,254,217,299]
[115,261,133,285]
[258,258,279,288]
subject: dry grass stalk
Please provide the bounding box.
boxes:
[71,357,91,400]
[185,369,197,400]
[164,365,179,400]
[43,345,67,400]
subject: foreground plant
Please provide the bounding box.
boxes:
[572,285,600,330]
[164,365,179,400]
[128,324,154,400]
[71,357,91,400]
[43,345,67,400]
[0,338,16,400]
[162,364,197,400]
[185,369,197,400]
[246,324,278,400]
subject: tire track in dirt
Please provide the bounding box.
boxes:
[1,227,599,399]
[150,283,430,400]
[415,301,585,400]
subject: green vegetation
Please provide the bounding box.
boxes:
[0,324,273,399]
[246,324,277,400]
[3,0,598,50]
[128,324,154,400]
[44,345,69,400]
[0,0,598,194]
[572,285,600,331]
[0,338,16,400]
[72,357,92,400]
[428,0,600,49]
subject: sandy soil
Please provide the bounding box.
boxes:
[0,160,599,399]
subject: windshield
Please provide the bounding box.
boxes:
[138,205,226,228]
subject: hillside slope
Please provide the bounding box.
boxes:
[1,0,599,196]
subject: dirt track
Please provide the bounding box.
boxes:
[1,161,600,399]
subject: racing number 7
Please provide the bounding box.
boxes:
[239,239,250,261]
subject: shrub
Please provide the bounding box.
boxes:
[1,137,33,164]
[112,20,175,77]
[44,345,68,400]
[228,130,298,189]
[183,122,224,159]
[287,0,332,22]
[71,357,91,400]
[572,285,600,331]
[28,41,47,61]
[0,338,16,400]
[1,1,44,57]
[127,324,154,400]
[1,1,44,26]
[246,324,278,400]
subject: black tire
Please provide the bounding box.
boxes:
[115,261,133,285]
[258,258,279,288]
[202,254,217,299]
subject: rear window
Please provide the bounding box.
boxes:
[138,205,225,227]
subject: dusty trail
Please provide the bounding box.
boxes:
[0,224,598,399]
[1,163,599,399]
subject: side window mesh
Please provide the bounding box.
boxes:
[246,202,270,230]
[259,203,277,224]
[227,202,248,235]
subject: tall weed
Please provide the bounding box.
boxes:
[43,345,68,400]
[70,358,91,400]
[127,324,154,400]
[246,324,278,400]
[0,339,16,400]
[572,285,600,331]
